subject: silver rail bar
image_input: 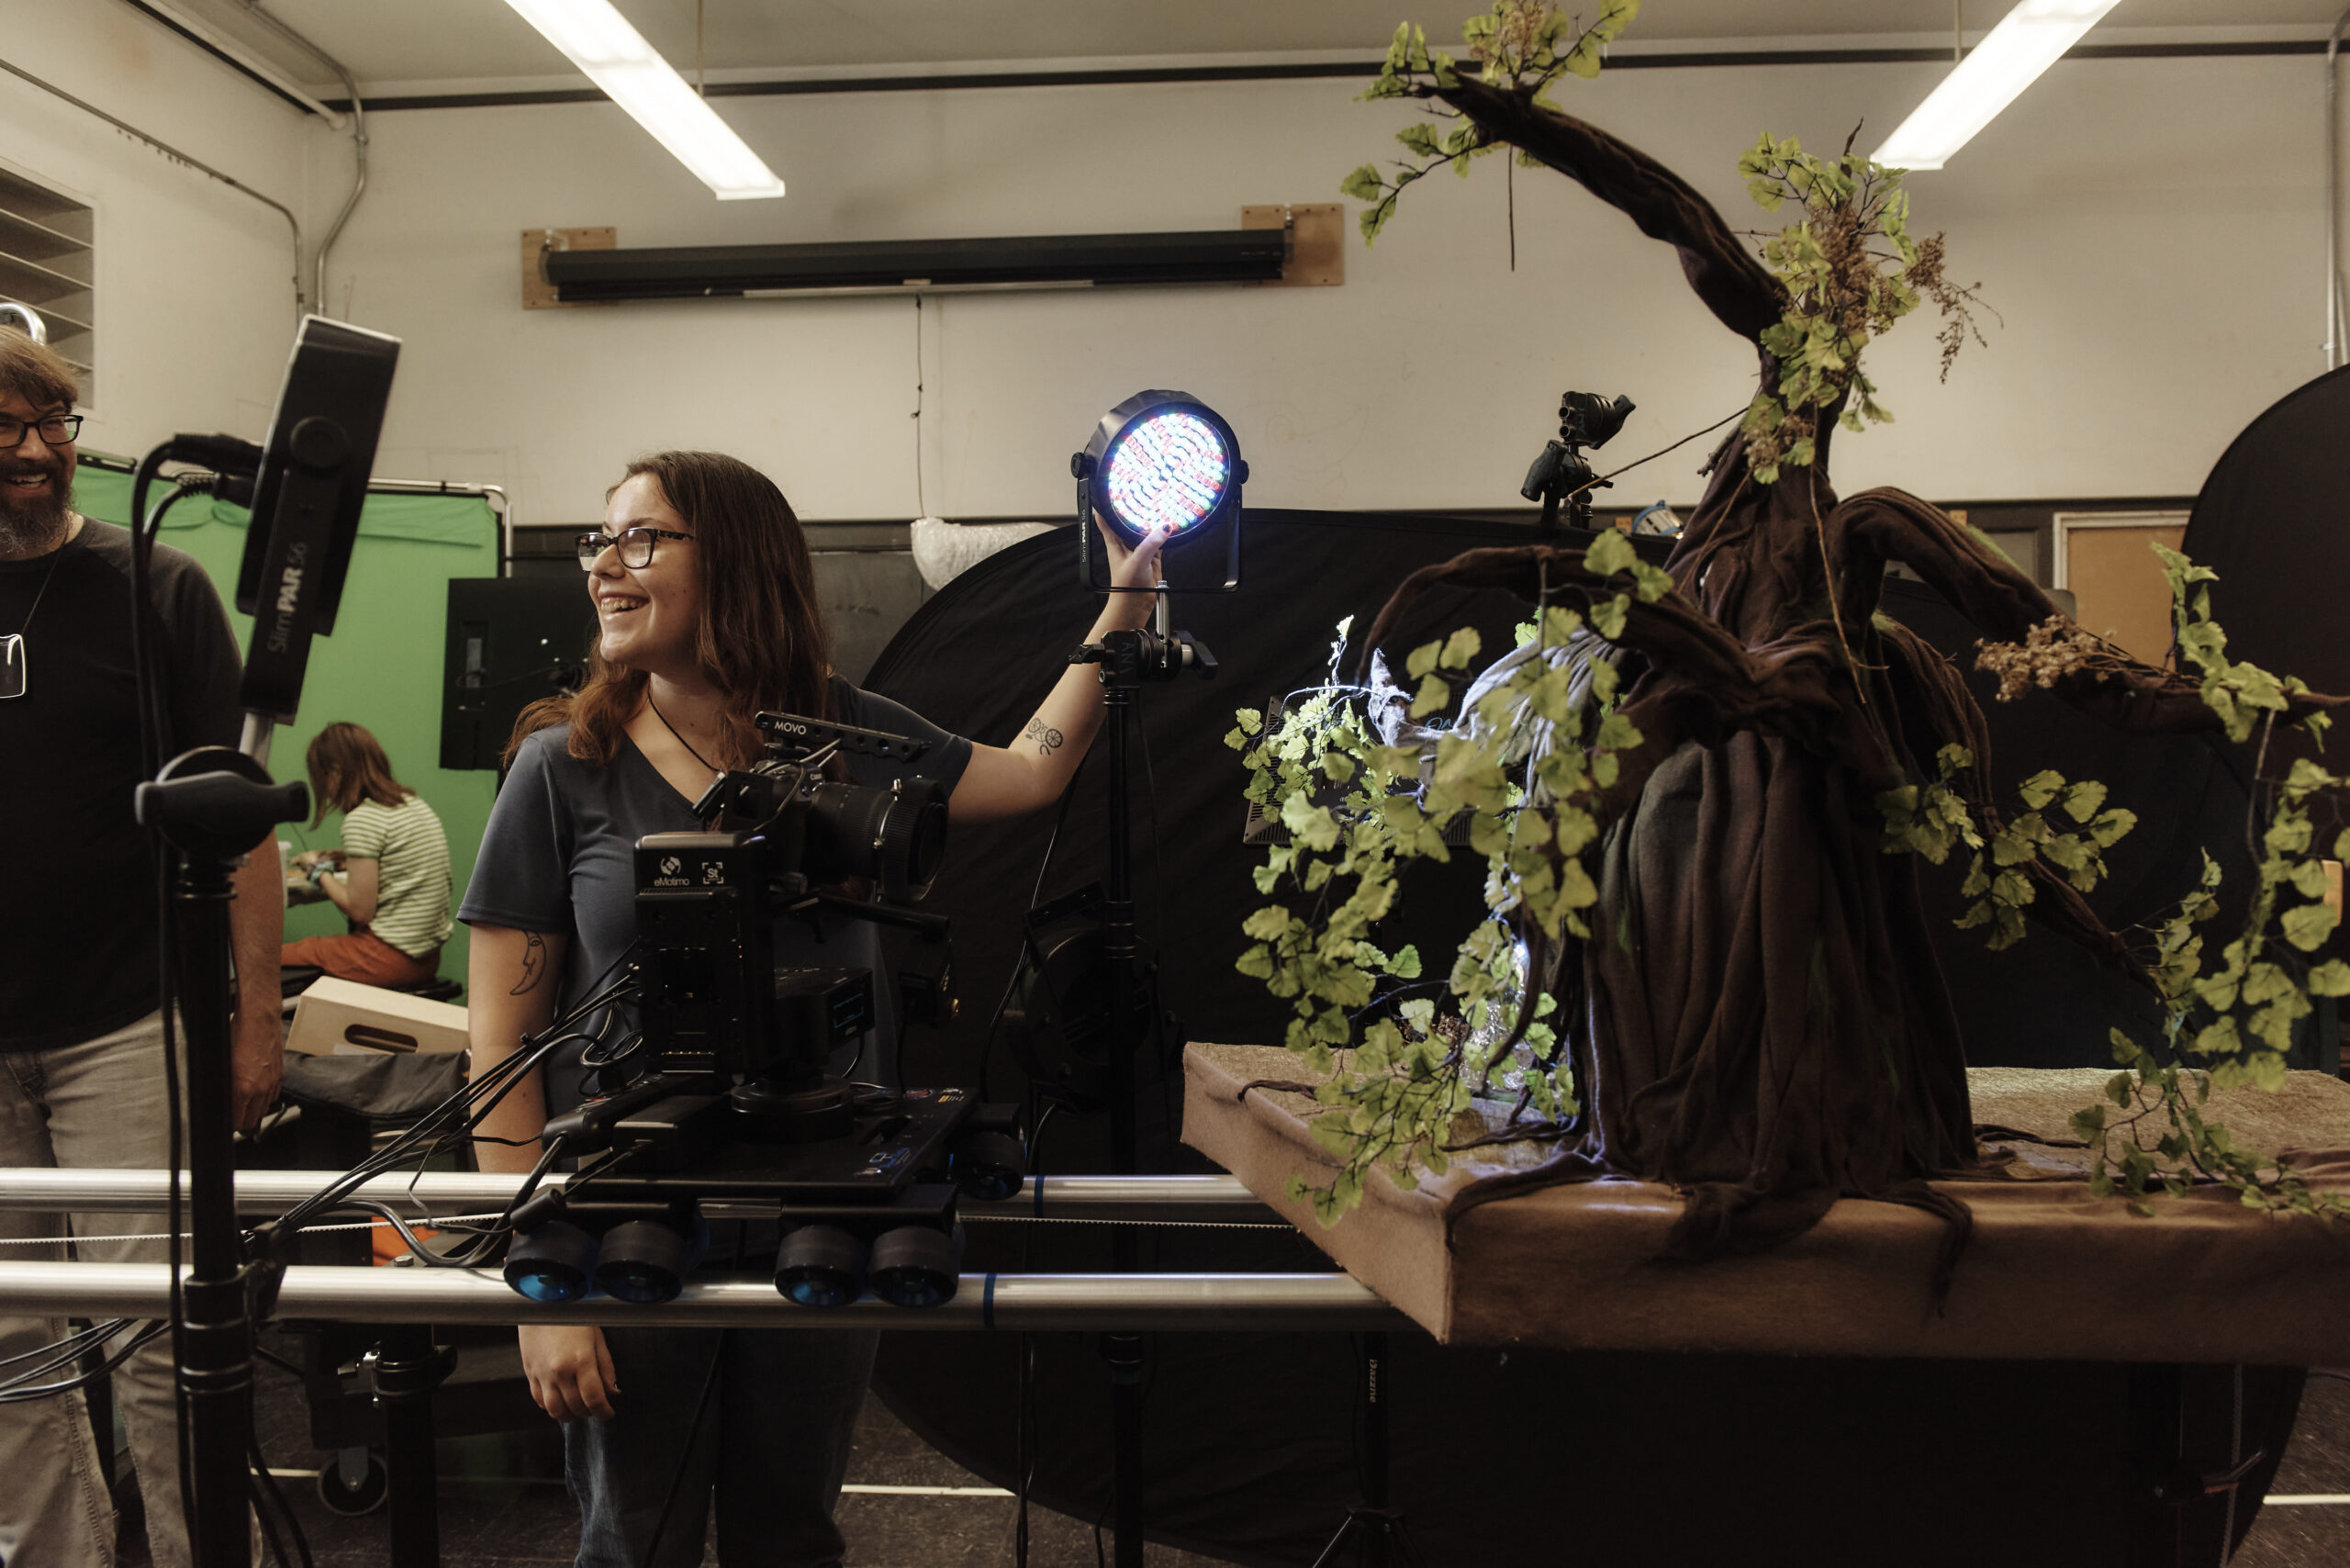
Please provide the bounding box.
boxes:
[0,1170,1279,1224]
[0,1262,1404,1332]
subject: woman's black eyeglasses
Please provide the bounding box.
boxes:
[576,526,694,570]
[0,414,82,449]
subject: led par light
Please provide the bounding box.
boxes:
[1073,390,1246,592]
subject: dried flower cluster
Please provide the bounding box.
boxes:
[1974,615,2120,702]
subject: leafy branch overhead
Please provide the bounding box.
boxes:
[1339,1,1639,246]
[1737,138,1992,484]
[1337,4,1992,487]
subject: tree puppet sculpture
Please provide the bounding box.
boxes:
[1235,2,2350,1276]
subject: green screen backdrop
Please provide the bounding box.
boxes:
[77,465,502,986]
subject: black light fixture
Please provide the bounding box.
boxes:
[1073,389,1246,592]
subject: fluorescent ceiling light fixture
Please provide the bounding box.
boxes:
[1873,0,2122,171]
[501,0,785,199]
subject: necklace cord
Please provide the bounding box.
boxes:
[647,691,722,773]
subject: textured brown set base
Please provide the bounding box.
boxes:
[1183,1042,2350,1361]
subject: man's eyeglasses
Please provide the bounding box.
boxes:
[576,526,694,571]
[0,414,82,449]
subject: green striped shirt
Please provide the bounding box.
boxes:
[341,793,453,959]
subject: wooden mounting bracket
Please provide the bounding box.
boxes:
[1241,204,1344,287]
[521,227,616,310]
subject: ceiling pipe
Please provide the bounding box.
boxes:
[0,304,49,344]
[0,56,305,316]
[231,2,367,319]
[116,0,347,126]
[2329,8,2350,370]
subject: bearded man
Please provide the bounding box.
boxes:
[0,329,282,1567]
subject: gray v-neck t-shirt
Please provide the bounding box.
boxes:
[458,682,971,1115]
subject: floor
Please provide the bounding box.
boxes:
[115,1324,1226,1568]
[109,1348,2350,1567]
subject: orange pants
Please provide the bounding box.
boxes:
[281,932,441,989]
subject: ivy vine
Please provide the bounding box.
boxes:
[1971,547,2350,1218]
[1230,532,1670,1222]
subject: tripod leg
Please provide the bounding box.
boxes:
[1307,1514,1365,1568]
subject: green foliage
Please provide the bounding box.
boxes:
[1738,136,1985,485]
[2065,548,2350,1217]
[2154,543,2311,746]
[1233,542,1668,1222]
[1878,745,2134,951]
[1342,3,1639,245]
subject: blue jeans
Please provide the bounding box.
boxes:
[565,1325,876,1568]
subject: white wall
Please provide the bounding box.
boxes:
[0,5,319,454]
[308,50,2340,522]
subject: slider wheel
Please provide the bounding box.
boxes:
[315,1450,387,1516]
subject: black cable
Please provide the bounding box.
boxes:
[267,963,634,1242]
[0,1323,171,1404]
[248,1465,291,1568]
[0,1321,153,1394]
[132,458,199,1555]
[980,759,1089,1101]
[1013,1097,1059,1568]
[643,1329,726,1568]
[0,1316,129,1373]
[248,1423,314,1568]
[1014,1330,1036,1568]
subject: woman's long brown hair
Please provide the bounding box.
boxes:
[307,722,415,827]
[505,451,834,769]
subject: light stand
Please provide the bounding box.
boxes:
[1308,1333,1427,1568]
[1069,589,1216,1568]
[139,749,302,1565]
[130,316,400,1567]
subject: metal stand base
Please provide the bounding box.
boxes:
[1307,1334,1427,1568]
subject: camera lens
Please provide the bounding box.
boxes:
[503,1220,600,1304]
[775,1225,869,1308]
[805,778,948,902]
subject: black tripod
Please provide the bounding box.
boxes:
[1068,592,1215,1568]
[1310,1334,1428,1568]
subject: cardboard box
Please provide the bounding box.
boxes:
[286,976,468,1057]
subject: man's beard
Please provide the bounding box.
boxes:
[0,453,72,554]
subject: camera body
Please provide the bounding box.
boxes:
[632,831,878,1082]
[626,712,951,1088]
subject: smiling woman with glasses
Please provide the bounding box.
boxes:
[456,448,1172,1568]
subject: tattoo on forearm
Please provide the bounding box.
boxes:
[511,932,549,996]
[1024,717,1065,757]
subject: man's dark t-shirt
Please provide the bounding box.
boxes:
[458,680,972,1116]
[0,519,244,1049]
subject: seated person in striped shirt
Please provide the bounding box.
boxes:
[284,721,453,988]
